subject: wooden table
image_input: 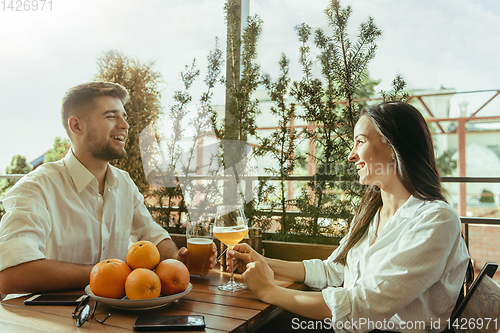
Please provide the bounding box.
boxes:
[0,268,303,333]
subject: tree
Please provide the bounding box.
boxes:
[0,155,33,218]
[44,137,71,163]
[212,0,263,209]
[257,54,302,234]
[381,75,409,103]
[436,149,457,177]
[479,189,495,203]
[95,50,163,193]
[146,40,225,232]
[288,0,383,237]
[220,0,263,142]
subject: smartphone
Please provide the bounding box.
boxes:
[24,294,87,306]
[133,315,205,332]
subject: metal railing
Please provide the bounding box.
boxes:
[441,177,500,248]
[0,174,24,179]
[144,174,500,248]
[2,174,499,248]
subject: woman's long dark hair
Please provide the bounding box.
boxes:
[333,101,473,288]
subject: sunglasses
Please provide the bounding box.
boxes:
[72,296,111,327]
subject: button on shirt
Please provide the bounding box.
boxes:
[303,196,470,333]
[0,149,170,272]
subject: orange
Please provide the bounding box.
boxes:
[155,259,190,296]
[90,259,132,299]
[125,268,161,300]
[126,240,161,270]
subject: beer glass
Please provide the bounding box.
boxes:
[186,220,214,276]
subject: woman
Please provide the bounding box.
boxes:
[229,102,472,332]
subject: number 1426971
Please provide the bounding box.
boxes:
[446,318,498,331]
[1,0,52,11]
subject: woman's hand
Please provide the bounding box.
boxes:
[227,243,262,273]
[242,251,275,302]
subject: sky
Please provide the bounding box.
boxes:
[1,0,499,171]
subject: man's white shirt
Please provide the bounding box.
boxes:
[0,149,170,272]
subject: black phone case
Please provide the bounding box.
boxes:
[24,294,86,306]
[133,315,206,332]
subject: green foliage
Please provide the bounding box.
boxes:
[216,0,262,142]
[209,0,265,212]
[381,75,410,102]
[479,189,495,203]
[150,39,225,232]
[0,155,33,218]
[257,54,302,233]
[44,137,71,163]
[289,0,383,236]
[3,155,32,175]
[436,149,457,177]
[95,50,163,194]
[146,0,409,241]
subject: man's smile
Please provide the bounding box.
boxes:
[111,135,126,143]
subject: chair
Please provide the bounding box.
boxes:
[448,263,500,333]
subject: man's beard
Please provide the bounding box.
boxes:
[90,142,127,161]
[85,128,127,161]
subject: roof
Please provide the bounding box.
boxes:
[29,154,45,169]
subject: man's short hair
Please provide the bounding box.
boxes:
[61,81,130,137]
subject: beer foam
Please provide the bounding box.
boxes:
[213,226,248,233]
[187,238,213,245]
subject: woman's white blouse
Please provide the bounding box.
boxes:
[303,196,469,333]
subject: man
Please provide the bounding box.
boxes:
[0,82,215,294]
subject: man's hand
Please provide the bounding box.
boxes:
[175,242,217,277]
[241,251,275,302]
[175,247,188,264]
[208,242,217,272]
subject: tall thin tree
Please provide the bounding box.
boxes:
[95,50,163,194]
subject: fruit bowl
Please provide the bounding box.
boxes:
[84,283,192,310]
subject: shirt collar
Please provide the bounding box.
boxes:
[369,195,425,238]
[64,149,117,193]
[397,195,425,218]
[105,164,117,189]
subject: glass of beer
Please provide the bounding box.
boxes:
[186,220,214,276]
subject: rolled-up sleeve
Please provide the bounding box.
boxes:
[303,240,346,290]
[0,184,50,272]
[0,237,45,272]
